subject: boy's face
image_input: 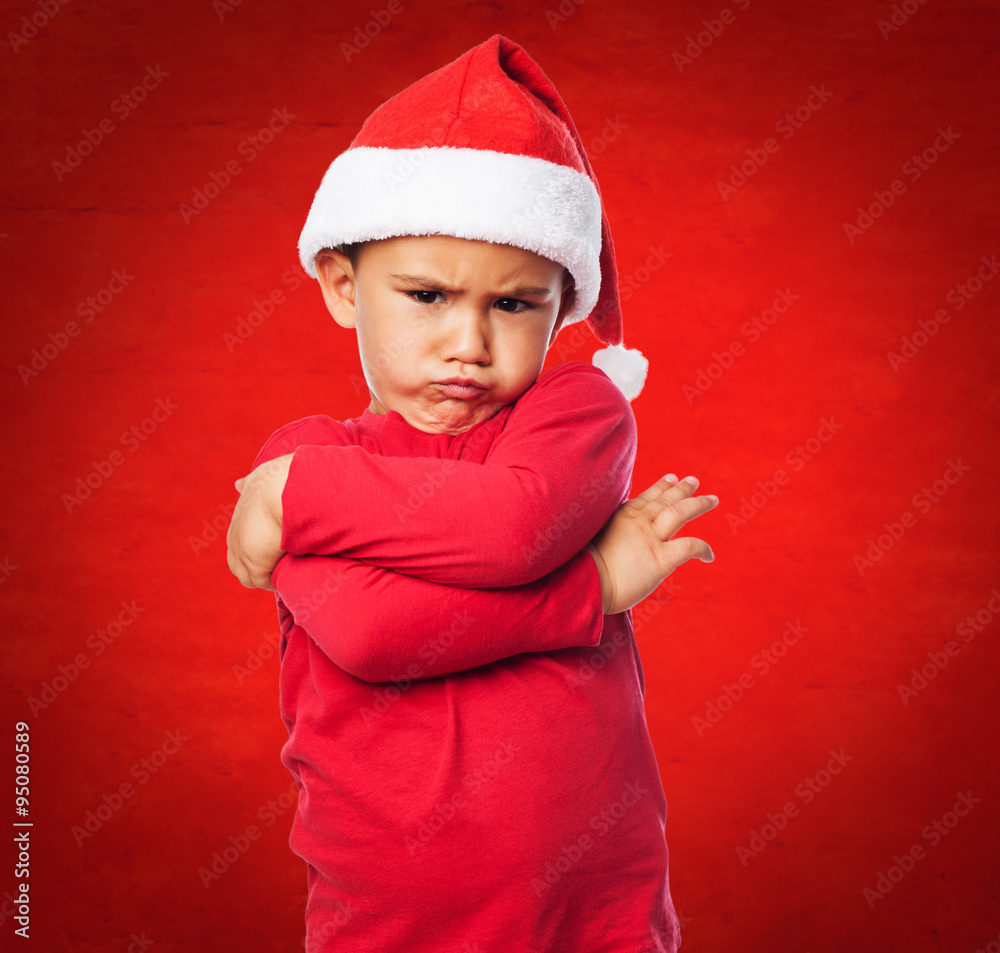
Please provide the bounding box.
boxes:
[315,235,575,436]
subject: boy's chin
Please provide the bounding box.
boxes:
[389,398,502,437]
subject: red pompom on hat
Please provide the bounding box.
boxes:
[298,34,649,401]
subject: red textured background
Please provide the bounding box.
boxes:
[2,0,998,950]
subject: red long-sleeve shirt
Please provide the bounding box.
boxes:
[253,362,681,952]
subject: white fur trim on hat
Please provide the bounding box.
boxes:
[298,145,603,329]
[593,342,648,402]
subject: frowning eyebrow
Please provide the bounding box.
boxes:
[389,273,554,297]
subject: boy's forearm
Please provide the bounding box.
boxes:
[249,368,636,589]
[244,442,623,592]
[271,546,606,683]
[280,399,634,588]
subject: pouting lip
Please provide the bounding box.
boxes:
[436,377,487,390]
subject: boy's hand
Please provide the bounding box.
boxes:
[585,474,718,616]
[226,454,294,590]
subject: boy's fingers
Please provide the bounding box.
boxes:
[227,540,258,590]
[619,475,719,543]
[651,493,718,537]
[663,476,701,499]
[226,545,244,585]
[652,475,702,505]
[664,536,715,567]
[235,477,247,493]
[630,473,683,509]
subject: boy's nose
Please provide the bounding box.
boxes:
[439,310,491,364]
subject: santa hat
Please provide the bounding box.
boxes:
[298,34,649,401]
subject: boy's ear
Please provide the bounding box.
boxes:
[314,248,358,330]
[548,270,577,347]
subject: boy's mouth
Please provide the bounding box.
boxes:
[436,377,487,399]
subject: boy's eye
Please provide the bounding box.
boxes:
[407,290,444,305]
[495,298,533,313]
[404,291,535,313]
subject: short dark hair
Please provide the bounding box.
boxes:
[340,241,367,271]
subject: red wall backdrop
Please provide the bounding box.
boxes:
[2,0,998,949]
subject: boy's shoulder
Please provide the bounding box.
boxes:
[251,413,356,470]
[516,360,633,418]
[482,360,636,454]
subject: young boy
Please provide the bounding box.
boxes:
[227,35,717,952]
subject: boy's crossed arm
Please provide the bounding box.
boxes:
[230,461,717,682]
[268,474,713,683]
[230,368,643,592]
[227,369,717,680]
[271,545,605,682]
[227,451,715,613]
